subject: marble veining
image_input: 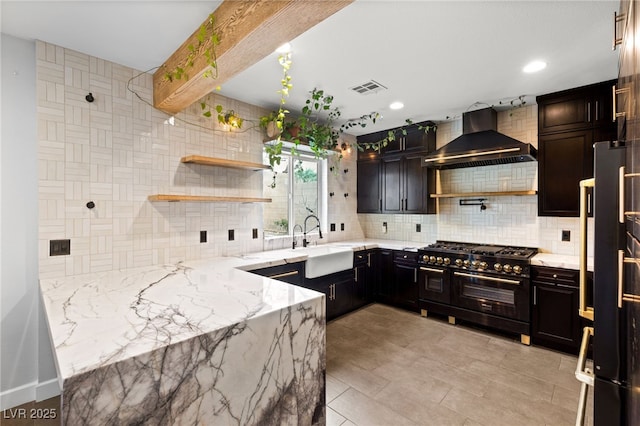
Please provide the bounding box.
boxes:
[40,258,326,425]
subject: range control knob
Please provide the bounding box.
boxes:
[513,265,523,275]
[503,264,513,273]
[422,255,429,262]
[463,259,470,267]
[455,259,463,267]
[443,257,451,265]
[471,260,480,268]
[436,256,443,264]
[429,256,436,263]
[480,262,488,270]
[494,263,502,272]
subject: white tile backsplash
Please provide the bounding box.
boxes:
[359,105,593,256]
[37,41,278,278]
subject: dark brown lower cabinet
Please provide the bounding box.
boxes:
[393,251,420,312]
[531,266,592,354]
[249,262,305,285]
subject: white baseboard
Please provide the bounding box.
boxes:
[0,378,60,411]
[36,378,60,402]
[0,381,35,411]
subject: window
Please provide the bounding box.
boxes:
[263,150,325,237]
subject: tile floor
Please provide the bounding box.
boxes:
[326,303,594,426]
[2,303,593,426]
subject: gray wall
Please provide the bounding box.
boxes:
[1,33,58,410]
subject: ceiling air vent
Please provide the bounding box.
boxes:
[349,80,387,95]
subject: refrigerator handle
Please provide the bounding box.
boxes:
[619,166,625,224]
[575,326,594,426]
[579,178,595,321]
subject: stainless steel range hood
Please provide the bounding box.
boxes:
[422,107,537,169]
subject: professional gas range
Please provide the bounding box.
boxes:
[417,241,538,344]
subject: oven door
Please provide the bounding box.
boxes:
[452,271,529,321]
[418,265,450,304]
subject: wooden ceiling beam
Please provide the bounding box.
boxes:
[153,0,354,114]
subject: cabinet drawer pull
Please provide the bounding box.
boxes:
[414,268,418,283]
[533,286,537,305]
[355,267,359,283]
[556,283,577,289]
[268,270,299,279]
[587,102,591,122]
[367,253,371,267]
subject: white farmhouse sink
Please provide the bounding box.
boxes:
[293,246,354,279]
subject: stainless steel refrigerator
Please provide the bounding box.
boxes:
[577,140,640,425]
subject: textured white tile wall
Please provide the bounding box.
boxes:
[37,41,365,277]
[37,42,275,278]
[358,105,594,256]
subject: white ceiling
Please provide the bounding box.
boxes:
[1,0,620,134]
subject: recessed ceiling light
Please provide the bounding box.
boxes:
[523,60,547,73]
[389,101,404,110]
[275,43,291,54]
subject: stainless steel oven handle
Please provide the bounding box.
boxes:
[575,326,594,426]
[420,267,444,274]
[453,271,520,285]
[579,178,595,321]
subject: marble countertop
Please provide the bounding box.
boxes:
[40,258,323,386]
[40,238,590,388]
[530,253,593,271]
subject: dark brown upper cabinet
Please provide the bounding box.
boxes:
[537,80,616,134]
[536,80,617,217]
[356,122,436,214]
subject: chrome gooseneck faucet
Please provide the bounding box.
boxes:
[303,214,323,247]
[292,224,303,249]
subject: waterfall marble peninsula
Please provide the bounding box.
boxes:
[40,255,326,424]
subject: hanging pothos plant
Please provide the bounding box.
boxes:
[264,51,293,188]
[261,84,437,176]
[162,13,246,130]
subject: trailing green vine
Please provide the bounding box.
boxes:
[265,50,293,188]
[164,13,220,82]
[356,119,437,153]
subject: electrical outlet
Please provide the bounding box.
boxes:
[50,239,70,256]
[200,230,207,243]
[561,230,571,242]
[252,228,258,239]
[330,223,336,232]
[341,223,345,231]
[382,222,387,234]
[416,224,421,232]
[228,229,235,241]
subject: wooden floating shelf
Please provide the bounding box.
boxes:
[181,155,270,171]
[148,194,272,203]
[431,190,537,199]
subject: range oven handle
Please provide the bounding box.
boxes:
[579,178,595,321]
[575,326,594,426]
[419,267,445,274]
[453,271,520,285]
